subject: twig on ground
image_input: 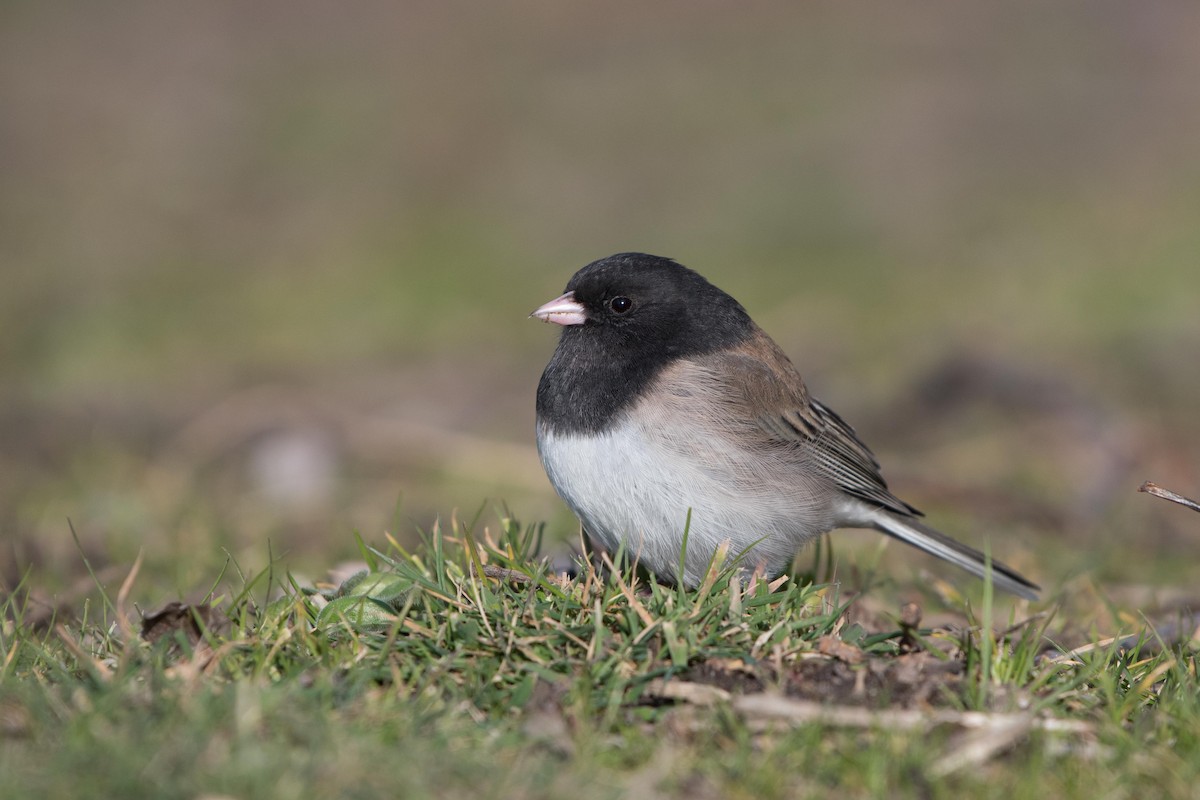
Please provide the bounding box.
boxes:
[730,693,1093,773]
[1139,482,1200,514]
[646,683,1092,736]
[643,678,731,706]
[928,714,1033,776]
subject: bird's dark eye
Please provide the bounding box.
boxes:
[609,296,632,314]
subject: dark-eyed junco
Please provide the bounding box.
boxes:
[531,253,1039,600]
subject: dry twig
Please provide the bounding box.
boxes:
[1139,481,1200,514]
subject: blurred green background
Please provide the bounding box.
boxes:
[2,2,1198,601]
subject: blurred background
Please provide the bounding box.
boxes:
[3,1,1198,604]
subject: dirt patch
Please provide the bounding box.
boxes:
[684,649,963,710]
[787,651,962,708]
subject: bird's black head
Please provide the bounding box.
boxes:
[535,253,756,433]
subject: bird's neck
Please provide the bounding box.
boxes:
[535,329,671,435]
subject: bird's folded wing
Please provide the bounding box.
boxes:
[711,341,922,519]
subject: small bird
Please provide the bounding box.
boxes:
[531,253,1039,600]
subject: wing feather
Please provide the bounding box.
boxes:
[704,333,922,518]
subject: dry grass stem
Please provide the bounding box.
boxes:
[1139,481,1200,514]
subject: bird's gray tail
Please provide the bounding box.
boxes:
[868,511,1040,600]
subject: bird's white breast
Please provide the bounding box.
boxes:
[536,404,835,587]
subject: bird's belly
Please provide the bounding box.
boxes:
[536,416,834,586]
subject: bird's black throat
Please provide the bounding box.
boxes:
[536,328,668,435]
[536,307,755,435]
[535,252,758,435]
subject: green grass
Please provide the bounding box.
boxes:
[4,517,1199,799]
